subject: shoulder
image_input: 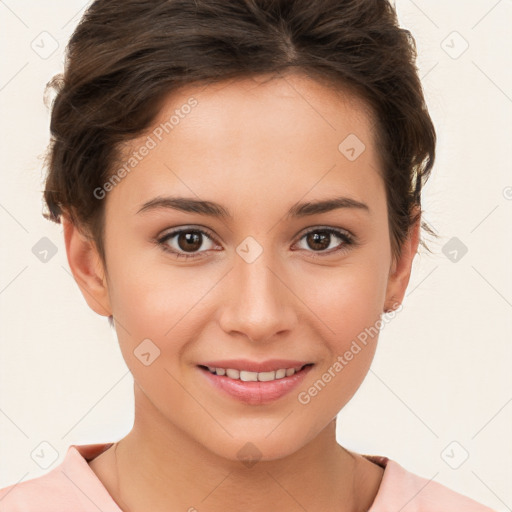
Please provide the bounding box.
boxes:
[0,465,81,511]
[364,455,497,512]
[0,443,118,512]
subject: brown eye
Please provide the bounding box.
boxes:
[296,228,355,256]
[157,228,217,259]
[176,231,203,252]
[305,231,331,251]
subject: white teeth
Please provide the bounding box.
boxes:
[240,371,258,382]
[258,371,276,382]
[275,368,287,379]
[205,365,304,381]
[226,368,240,379]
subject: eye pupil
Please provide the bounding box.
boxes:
[160,227,350,260]
[307,232,330,251]
[178,232,202,252]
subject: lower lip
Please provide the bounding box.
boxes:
[198,365,313,405]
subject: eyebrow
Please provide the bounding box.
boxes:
[136,195,370,218]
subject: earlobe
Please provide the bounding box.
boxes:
[61,214,112,318]
[383,211,421,313]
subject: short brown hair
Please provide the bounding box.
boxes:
[43,0,437,270]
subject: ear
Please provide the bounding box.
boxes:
[61,213,112,318]
[383,208,421,313]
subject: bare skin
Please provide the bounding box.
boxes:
[88,423,384,512]
[63,71,419,512]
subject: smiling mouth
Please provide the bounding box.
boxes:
[198,363,314,382]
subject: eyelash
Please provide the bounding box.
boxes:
[155,226,356,260]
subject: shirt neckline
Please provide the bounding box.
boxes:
[66,442,393,511]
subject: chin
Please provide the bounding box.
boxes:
[196,426,315,466]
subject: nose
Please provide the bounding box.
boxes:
[217,251,298,344]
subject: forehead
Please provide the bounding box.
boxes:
[107,72,383,217]
[147,72,376,145]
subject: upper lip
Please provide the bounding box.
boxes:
[198,359,312,373]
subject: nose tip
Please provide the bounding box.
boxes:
[217,259,299,344]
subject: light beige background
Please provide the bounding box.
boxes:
[0,1,511,510]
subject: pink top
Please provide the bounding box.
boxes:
[0,443,496,511]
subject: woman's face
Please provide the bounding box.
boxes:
[68,72,417,461]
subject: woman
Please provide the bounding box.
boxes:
[0,0,496,510]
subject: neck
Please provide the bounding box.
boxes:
[108,388,370,512]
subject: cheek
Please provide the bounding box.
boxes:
[294,260,385,406]
[106,242,207,332]
[295,274,383,424]
[302,257,386,341]
[296,339,377,441]
[105,255,226,379]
